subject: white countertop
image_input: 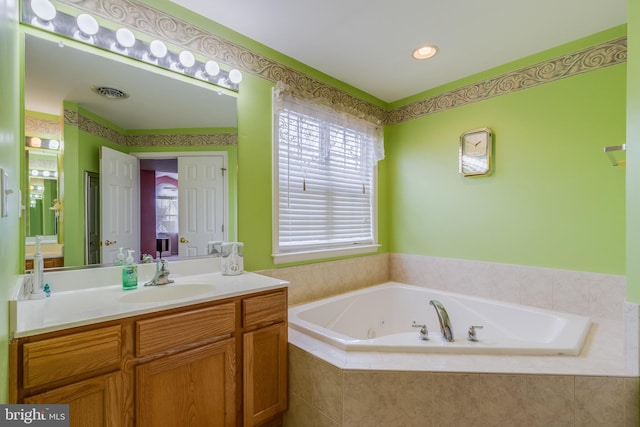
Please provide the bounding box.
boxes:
[10,259,288,338]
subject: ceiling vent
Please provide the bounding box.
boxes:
[91,86,129,99]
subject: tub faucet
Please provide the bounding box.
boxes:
[430,300,454,342]
[145,259,174,286]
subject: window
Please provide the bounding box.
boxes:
[273,84,384,263]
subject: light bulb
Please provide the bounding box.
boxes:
[143,40,168,64]
[31,0,56,29]
[115,28,136,48]
[179,51,195,68]
[197,60,220,80]
[29,137,42,148]
[31,170,39,176]
[205,61,220,77]
[150,40,167,58]
[171,50,195,73]
[228,69,243,84]
[48,139,59,150]
[75,14,99,43]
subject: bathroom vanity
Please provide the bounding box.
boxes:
[8,263,288,427]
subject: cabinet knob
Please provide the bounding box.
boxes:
[180,237,189,243]
[104,240,117,246]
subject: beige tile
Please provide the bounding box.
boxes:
[520,267,553,310]
[488,263,522,304]
[312,358,343,423]
[589,274,625,320]
[284,392,315,427]
[575,376,625,426]
[471,374,529,426]
[624,377,640,427]
[312,408,341,427]
[552,270,590,316]
[343,370,430,427]
[427,373,479,425]
[524,375,574,426]
[289,344,313,403]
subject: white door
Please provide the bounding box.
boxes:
[100,146,140,263]
[178,156,225,257]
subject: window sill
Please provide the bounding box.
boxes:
[272,244,380,265]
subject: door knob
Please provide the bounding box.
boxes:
[180,237,189,243]
[104,240,117,246]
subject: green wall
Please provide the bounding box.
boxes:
[61,104,125,266]
[386,61,626,274]
[627,0,640,301]
[0,0,19,403]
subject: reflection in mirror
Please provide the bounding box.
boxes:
[25,144,59,242]
[24,33,238,271]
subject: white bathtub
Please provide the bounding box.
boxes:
[288,282,592,356]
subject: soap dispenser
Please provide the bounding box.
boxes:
[122,250,138,291]
[221,242,244,275]
[115,248,125,266]
[30,235,46,299]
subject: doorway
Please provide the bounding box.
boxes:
[84,171,100,265]
[140,158,179,260]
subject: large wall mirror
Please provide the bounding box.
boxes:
[23,32,238,271]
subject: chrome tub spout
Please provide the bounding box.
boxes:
[430,300,454,342]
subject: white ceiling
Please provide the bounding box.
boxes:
[25,35,237,130]
[172,0,627,103]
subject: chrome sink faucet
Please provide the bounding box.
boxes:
[145,259,174,286]
[430,300,454,342]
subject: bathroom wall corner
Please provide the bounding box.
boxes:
[623,301,640,376]
[259,253,390,306]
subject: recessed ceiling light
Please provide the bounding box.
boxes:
[413,45,438,60]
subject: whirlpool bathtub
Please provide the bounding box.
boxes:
[288,282,592,356]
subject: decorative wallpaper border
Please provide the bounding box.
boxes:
[385,37,628,125]
[57,0,627,127]
[24,115,61,137]
[64,109,237,147]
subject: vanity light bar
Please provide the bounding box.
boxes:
[21,0,243,91]
[30,169,58,178]
[26,136,60,150]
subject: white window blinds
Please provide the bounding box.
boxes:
[273,86,384,259]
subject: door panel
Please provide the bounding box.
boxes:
[100,147,140,263]
[178,156,224,257]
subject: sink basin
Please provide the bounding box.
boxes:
[118,284,214,304]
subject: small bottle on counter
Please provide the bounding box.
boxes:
[122,250,138,291]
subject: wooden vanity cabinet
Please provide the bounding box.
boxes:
[135,303,237,427]
[25,256,64,270]
[242,290,288,427]
[24,372,123,427]
[10,287,288,427]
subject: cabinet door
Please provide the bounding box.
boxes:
[136,338,236,427]
[24,372,123,427]
[243,323,288,427]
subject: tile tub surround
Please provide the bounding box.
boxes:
[258,253,390,305]
[389,253,627,322]
[285,342,640,426]
[268,253,638,425]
